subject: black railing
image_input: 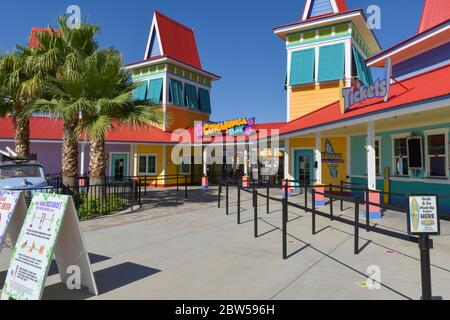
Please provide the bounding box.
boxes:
[7,179,140,221]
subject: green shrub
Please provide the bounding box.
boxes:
[78,194,124,220]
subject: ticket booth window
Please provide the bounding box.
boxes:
[426,133,448,178]
[394,138,409,176]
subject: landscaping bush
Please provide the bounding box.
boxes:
[78,193,124,220]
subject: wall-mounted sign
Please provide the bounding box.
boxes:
[1,193,98,300]
[0,191,27,252]
[407,195,440,236]
[340,58,392,113]
[195,118,256,138]
[322,140,344,179]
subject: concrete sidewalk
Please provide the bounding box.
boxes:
[1,187,449,300]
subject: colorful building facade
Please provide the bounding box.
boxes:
[1,0,450,214]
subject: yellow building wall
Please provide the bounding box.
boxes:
[290,83,341,120]
[166,106,210,131]
[288,137,347,186]
[135,145,194,186]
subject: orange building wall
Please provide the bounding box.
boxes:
[290,82,341,120]
[166,106,210,131]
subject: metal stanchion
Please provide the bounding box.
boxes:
[282,181,288,260]
[267,186,270,214]
[226,182,229,215]
[237,184,241,225]
[419,235,433,300]
[312,189,316,235]
[340,180,344,212]
[365,189,371,232]
[329,184,334,221]
[253,188,258,238]
[354,196,360,255]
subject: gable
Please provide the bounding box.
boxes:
[309,0,334,18]
[147,29,161,58]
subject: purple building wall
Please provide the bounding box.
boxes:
[1,141,131,177]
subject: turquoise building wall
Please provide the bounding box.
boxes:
[350,122,450,215]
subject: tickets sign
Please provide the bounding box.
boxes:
[407,195,440,236]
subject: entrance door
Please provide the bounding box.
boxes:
[294,150,314,185]
[111,154,129,179]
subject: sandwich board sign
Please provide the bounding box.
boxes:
[1,193,98,300]
[407,195,440,236]
[0,191,27,252]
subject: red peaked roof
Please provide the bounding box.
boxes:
[150,11,202,69]
[29,28,61,49]
[418,0,450,34]
[279,64,450,136]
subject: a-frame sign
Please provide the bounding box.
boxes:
[1,193,98,300]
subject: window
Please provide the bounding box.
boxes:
[133,81,148,101]
[198,88,211,114]
[185,84,199,110]
[352,47,373,86]
[147,78,163,103]
[169,79,184,106]
[392,134,410,176]
[425,129,449,178]
[138,155,157,175]
[318,43,345,82]
[289,49,315,85]
[181,162,191,175]
[375,138,381,176]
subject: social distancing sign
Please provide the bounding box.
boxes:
[1,193,98,300]
[0,191,27,253]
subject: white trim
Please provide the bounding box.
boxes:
[351,174,450,185]
[144,13,164,60]
[162,145,167,177]
[109,152,130,177]
[375,136,382,176]
[367,122,376,190]
[424,128,449,178]
[301,0,313,21]
[367,23,450,67]
[284,139,291,180]
[275,12,361,37]
[314,46,319,84]
[125,56,220,81]
[287,36,351,52]
[137,153,158,176]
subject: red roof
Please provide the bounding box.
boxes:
[151,11,202,69]
[0,117,173,144]
[418,0,450,34]
[29,28,60,49]
[280,64,450,136]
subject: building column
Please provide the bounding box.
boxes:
[80,141,87,176]
[366,121,381,219]
[202,147,209,189]
[162,145,167,187]
[314,133,325,206]
[315,133,322,185]
[132,144,138,177]
[244,145,249,176]
[283,139,290,180]
[367,122,376,190]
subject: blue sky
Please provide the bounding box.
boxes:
[0,0,424,123]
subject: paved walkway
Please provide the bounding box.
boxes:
[1,187,449,300]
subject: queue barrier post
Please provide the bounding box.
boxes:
[365,189,371,232]
[237,184,241,225]
[354,196,360,255]
[282,181,288,260]
[185,176,188,199]
[226,182,229,215]
[267,186,270,214]
[312,189,316,235]
[340,180,344,212]
[253,188,258,238]
[329,184,334,221]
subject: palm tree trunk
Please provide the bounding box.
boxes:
[61,118,79,187]
[12,114,30,159]
[88,135,107,197]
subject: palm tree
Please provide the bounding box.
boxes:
[26,16,100,187]
[77,50,164,188]
[0,51,44,158]
[36,49,164,193]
